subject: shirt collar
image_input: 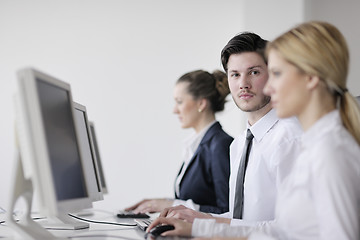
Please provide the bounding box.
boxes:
[184,120,217,152]
[247,109,279,142]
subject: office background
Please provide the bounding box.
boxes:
[0,0,359,212]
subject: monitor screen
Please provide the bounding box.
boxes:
[37,79,87,201]
[74,103,103,202]
[15,68,92,216]
[8,68,92,238]
[89,122,108,194]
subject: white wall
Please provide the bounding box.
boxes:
[242,0,360,96]
[0,0,247,212]
[2,0,357,213]
[242,0,305,40]
[304,0,360,96]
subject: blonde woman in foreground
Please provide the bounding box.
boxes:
[148,21,360,240]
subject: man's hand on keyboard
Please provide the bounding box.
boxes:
[125,198,174,213]
[160,205,213,223]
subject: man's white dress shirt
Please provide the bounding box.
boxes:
[193,110,360,240]
[215,109,302,226]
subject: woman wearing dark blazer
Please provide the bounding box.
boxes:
[126,70,233,214]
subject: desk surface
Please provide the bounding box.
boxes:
[0,210,188,240]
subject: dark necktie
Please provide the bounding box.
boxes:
[233,129,254,219]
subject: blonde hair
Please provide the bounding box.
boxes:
[267,21,360,145]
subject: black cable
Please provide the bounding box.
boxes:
[68,213,137,227]
[1,213,137,227]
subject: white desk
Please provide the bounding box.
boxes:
[0,210,188,240]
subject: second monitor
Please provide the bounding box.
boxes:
[89,121,108,194]
[73,102,104,202]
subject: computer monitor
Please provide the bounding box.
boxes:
[73,102,103,202]
[89,122,108,194]
[8,68,92,240]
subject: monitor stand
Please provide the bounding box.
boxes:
[72,208,94,217]
[7,151,89,240]
[7,151,67,240]
[39,212,89,230]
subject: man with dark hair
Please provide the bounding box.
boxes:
[154,32,302,227]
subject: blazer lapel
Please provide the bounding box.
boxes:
[177,122,221,188]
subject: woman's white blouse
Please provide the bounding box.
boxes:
[192,110,360,240]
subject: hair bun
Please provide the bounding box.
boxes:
[212,70,230,101]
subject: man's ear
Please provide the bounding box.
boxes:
[306,75,321,91]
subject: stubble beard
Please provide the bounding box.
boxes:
[233,95,271,113]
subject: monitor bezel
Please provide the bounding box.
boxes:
[73,102,104,202]
[16,68,92,216]
[89,121,108,194]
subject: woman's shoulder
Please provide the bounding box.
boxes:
[198,123,233,155]
[205,122,233,141]
[274,117,303,139]
[311,126,360,176]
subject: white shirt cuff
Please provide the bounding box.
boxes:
[172,199,200,211]
[192,218,217,237]
[211,211,231,218]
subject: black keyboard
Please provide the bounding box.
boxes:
[116,211,150,219]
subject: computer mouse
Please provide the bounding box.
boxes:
[147,224,175,237]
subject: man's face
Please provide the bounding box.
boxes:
[227,52,270,112]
